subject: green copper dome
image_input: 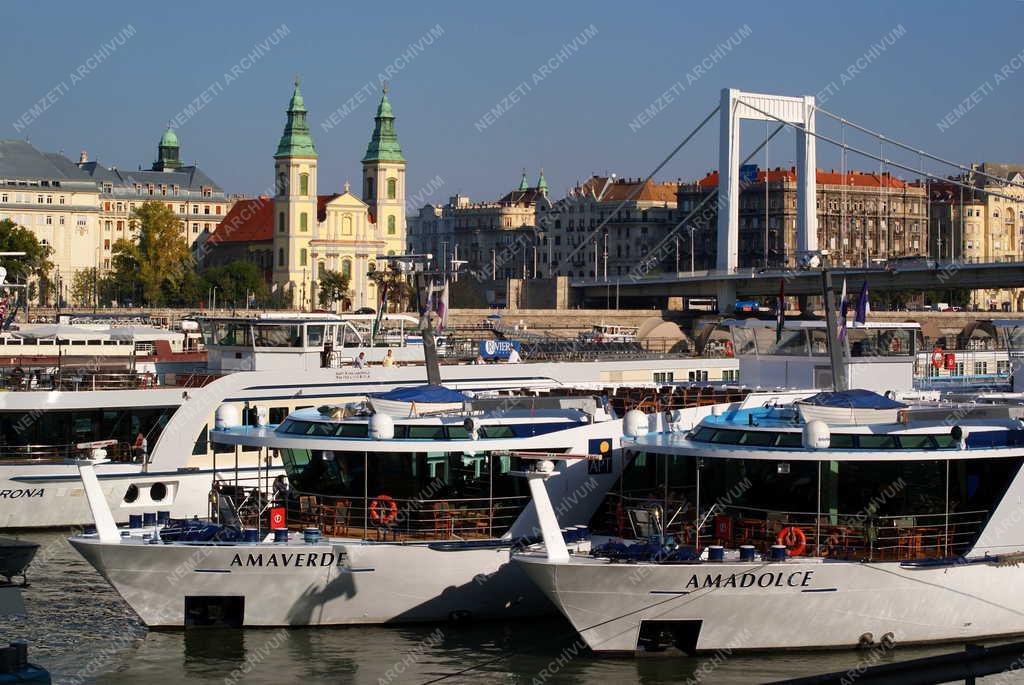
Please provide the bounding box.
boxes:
[275,77,318,159]
[518,169,529,191]
[362,85,405,164]
[160,127,179,148]
[537,168,548,193]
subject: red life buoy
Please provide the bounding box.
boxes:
[931,348,944,369]
[724,340,734,357]
[777,526,807,556]
[370,494,398,525]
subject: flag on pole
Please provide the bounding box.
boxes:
[775,278,785,343]
[436,281,449,332]
[838,279,849,342]
[854,280,869,325]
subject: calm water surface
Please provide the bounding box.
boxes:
[3,531,1021,684]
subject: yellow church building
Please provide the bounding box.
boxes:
[207,78,406,310]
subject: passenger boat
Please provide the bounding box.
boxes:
[0,311,735,529]
[513,390,1024,653]
[66,391,695,626]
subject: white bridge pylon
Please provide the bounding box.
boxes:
[716,88,816,307]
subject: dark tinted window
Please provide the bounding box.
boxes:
[481,425,515,439]
[859,435,897,449]
[741,431,777,446]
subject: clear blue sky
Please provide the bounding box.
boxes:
[4,1,1022,202]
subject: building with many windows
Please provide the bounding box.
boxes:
[677,168,928,270]
[77,129,232,265]
[408,171,545,278]
[537,175,679,279]
[0,140,101,297]
[930,163,1024,310]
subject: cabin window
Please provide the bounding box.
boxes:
[253,324,303,347]
[306,325,325,347]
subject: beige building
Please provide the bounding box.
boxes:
[408,171,545,277]
[0,140,101,302]
[78,130,234,264]
[931,163,1024,310]
[678,168,928,270]
[537,175,679,279]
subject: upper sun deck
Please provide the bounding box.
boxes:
[626,392,1024,461]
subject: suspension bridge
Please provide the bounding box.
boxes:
[556,88,1024,312]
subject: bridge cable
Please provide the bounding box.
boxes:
[736,99,1024,205]
[812,104,1024,191]
[557,105,720,272]
[623,123,787,280]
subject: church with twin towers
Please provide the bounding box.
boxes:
[271,78,406,309]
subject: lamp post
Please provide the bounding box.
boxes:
[688,226,696,274]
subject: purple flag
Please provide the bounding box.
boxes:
[854,281,869,325]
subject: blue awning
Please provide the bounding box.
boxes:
[800,389,906,409]
[369,384,471,403]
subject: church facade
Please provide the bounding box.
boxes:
[207,79,407,310]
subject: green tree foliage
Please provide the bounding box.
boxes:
[0,218,53,281]
[317,270,350,310]
[203,261,268,308]
[367,264,414,312]
[108,238,142,305]
[131,201,193,305]
[70,267,99,306]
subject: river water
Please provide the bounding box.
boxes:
[2,531,1018,684]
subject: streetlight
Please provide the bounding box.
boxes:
[688,226,696,274]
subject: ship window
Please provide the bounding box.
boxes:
[858,434,897,449]
[775,433,802,448]
[254,324,303,347]
[710,430,743,444]
[690,427,717,442]
[335,423,369,438]
[480,425,516,439]
[306,325,325,348]
[896,434,935,449]
[933,434,956,448]
[406,425,445,440]
[446,425,470,439]
[740,431,776,446]
[829,434,856,448]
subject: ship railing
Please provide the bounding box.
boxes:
[596,496,989,562]
[220,482,530,542]
[0,441,134,464]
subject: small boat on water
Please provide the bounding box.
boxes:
[0,537,38,585]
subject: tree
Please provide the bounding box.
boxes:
[0,218,53,282]
[131,201,193,305]
[108,238,142,305]
[202,261,268,308]
[70,267,99,306]
[367,264,414,312]
[317,270,350,310]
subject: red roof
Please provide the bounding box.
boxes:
[695,169,908,189]
[207,194,341,246]
[575,176,678,203]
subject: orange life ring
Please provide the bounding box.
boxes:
[931,347,944,369]
[370,494,398,525]
[777,526,807,556]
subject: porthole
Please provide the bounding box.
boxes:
[150,482,168,502]
[123,484,139,503]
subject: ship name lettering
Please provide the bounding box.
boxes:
[229,552,343,568]
[684,570,814,590]
[0,488,45,499]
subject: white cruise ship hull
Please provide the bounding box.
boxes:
[0,462,281,529]
[70,536,559,626]
[514,555,1024,653]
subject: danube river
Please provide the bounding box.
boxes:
[1,531,1010,684]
